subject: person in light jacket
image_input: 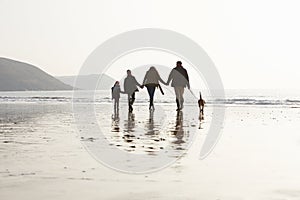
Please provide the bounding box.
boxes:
[166,61,190,111]
[111,81,124,112]
[142,66,166,110]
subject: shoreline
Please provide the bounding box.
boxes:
[1,102,300,199]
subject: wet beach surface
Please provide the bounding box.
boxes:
[1,102,300,199]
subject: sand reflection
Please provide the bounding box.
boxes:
[109,108,191,156]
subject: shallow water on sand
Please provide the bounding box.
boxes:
[1,94,300,199]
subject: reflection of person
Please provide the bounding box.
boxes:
[124,112,135,133]
[142,66,166,110]
[172,111,184,145]
[166,61,190,111]
[111,108,120,132]
[144,111,161,155]
[124,70,142,112]
[123,113,136,151]
[111,81,123,112]
[145,110,155,135]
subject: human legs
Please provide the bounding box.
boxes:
[114,98,119,111]
[178,87,184,108]
[131,92,135,105]
[146,85,156,109]
[128,92,135,112]
[174,87,184,110]
[174,87,180,110]
[127,94,132,112]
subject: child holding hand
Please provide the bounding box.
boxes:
[111,81,124,112]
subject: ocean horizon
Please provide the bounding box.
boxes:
[0,89,300,107]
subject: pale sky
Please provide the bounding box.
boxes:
[1,0,300,89]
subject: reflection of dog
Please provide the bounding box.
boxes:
[198,92,205,120]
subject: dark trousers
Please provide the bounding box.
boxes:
[128,92,135,111]
[146,85,156,107]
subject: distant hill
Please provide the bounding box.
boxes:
[0,57,73,91]
[56,74,115,90]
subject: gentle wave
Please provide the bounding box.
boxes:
[212,98,300,106]
[1,95,300,106]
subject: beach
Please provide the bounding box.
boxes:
[1,90,300,199]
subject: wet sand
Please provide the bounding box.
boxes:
[1,103,300,199]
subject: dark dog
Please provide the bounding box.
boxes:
[198,92,205,120]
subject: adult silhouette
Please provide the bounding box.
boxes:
[166,61,190,111]
[142,66,166,110]
[124,70,142,112]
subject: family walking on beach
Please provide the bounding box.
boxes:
[111,61,190,112]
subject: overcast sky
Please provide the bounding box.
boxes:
[1,0,300,89]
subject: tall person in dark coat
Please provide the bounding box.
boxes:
[166,61,190,111]
[124,69,142,112]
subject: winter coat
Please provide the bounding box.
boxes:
[142,69,165,86]
[167,66,190,88]
[124,75,141,95]
[111,85,121,99]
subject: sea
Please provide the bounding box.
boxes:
[0,89,299,107]
[1,89,300,199]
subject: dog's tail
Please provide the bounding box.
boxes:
[199,92,202,100]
